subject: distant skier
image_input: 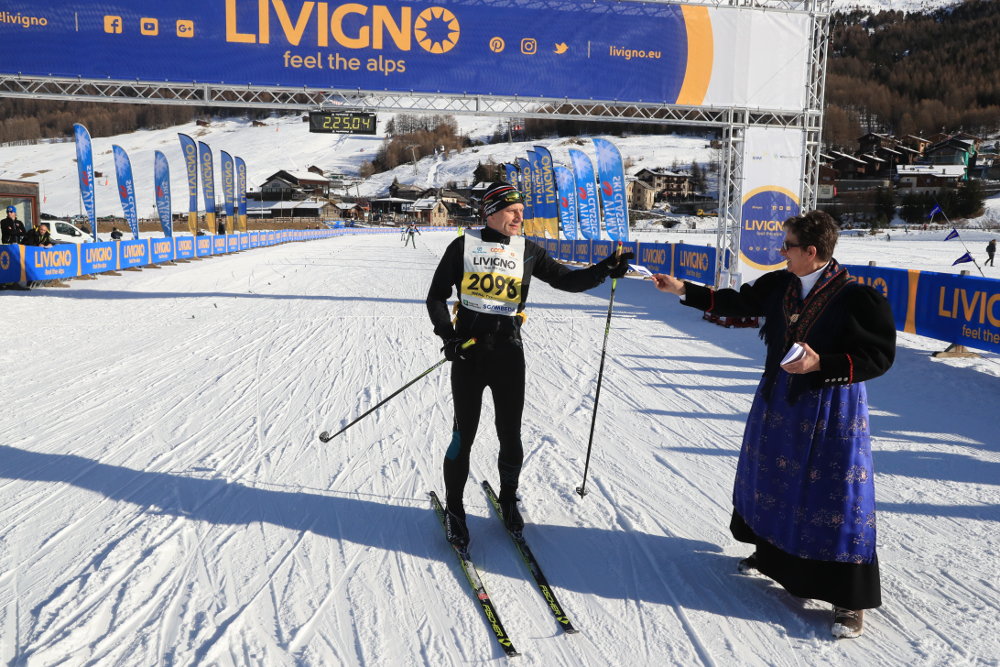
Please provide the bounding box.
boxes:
[986,239,996,267]
[426,181,632,550]
[403,223,420,248]
[110,227,123,241]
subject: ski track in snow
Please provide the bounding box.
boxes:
[1,231,997,666]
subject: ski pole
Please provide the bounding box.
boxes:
[577,242,623,498]
[318,338,476,442]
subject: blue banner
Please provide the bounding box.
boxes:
[24,246,78,281]
[197,236,213,257]
[554,164,578,241]
[119,239,149,268]
[150,237,174,263]
[569,149,600,241]
[573,240,591,265]
[80,242,116,274]
[235,156,248,233]
[533,146,558,239]
[516,157,535,234]
[213,236,226,254]
[2,2,698,106]
[0,244,23,283]
[221,150,236,223]
[637,242,672,274]
[558,239,573,262]
[112,145,139,240]
[593,138,629,242]
[503,163,519,188]
[674,242,716,284]
[528,150,549,237]
[175,236,195,260]
[199,141,217,233]
[154,150,173,237]
[73,124,98,242]
[178,133,199,235]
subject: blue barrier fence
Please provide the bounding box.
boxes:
[845,264,1000,354]
[6,230,994,354]
[525,235,717,285]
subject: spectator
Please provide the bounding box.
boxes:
[21,222,55,247]
[651,210,895,639]
[218,220,226,235]
[110,227,123,241]
[2,206,25,244]
[986,239,996,267]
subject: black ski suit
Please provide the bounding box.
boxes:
[426,226,612,512]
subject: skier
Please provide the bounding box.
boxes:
[651,210,895,638]
[1,205,25,244]
[986,239,996,267]
[426,181,633,548]
[404,223,420,248]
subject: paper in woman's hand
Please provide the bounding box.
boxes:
[780,343,806,367]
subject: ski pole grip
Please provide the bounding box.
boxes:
[460,338,477,350]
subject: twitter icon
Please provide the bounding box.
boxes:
[554,42,568,54]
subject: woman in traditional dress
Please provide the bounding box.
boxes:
[651,210,895,638]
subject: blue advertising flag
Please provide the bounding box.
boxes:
[220,150,236,222]
[593,138,629,242]
[178,133,199,236]
[516,157,535,236]
[503,163,519,187]
[532,146,559,239]
[112,145,139,240]
[235,157,248,233]
[944,228,959,241]
[929,204,943,219]
[154,151,173,238]
[952,252,974,266]
[554,164,579,241]
[198,142,217,234]
[528,150,548,236]
[569,149,601,241]
[72,124,97,241]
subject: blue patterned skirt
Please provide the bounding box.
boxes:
[733,372,877,565]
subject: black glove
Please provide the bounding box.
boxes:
[442,338,471,362]
[596,250,635,279]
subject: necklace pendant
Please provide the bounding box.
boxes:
[790,313,800,323]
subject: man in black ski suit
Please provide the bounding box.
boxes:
[2,206,26,244]
[425,181,632,548]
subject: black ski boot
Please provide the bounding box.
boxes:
[499,495,524,539]
[445,506,470,550]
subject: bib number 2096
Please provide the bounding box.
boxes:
[464,272,520,301]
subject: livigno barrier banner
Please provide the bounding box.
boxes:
[0,245,23,283]
[847,265,1000,354]
[0,2,811,109]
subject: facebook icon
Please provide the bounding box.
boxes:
[104,16,123,34]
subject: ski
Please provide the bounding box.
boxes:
[428,491,521,658]
[481,480,579,634]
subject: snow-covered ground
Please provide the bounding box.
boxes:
[1,227,997,666]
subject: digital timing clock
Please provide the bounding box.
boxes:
[308,111,377,135]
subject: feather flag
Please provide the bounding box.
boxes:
[112,145,139,240]
[944,228,959,241]
[72,124,97,242]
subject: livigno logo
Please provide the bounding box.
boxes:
[0,249,10,271]
[414,7,459,54]
[740,186,800,271]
